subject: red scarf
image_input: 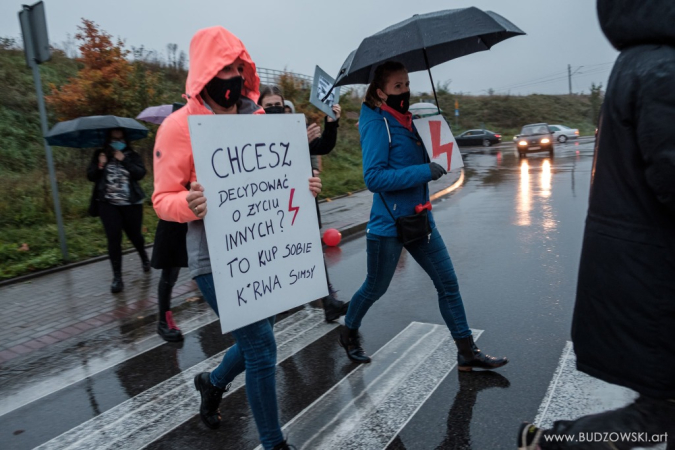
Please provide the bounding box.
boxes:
[380,103,413,132]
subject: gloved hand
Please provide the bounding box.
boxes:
[429,162,447,181]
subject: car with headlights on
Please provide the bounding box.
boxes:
[515,123,555,157]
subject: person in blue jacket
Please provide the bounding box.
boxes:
[338,61,508,372]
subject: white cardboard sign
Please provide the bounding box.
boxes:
[413,115,464,172]
[189,114,328,334]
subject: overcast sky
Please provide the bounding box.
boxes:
[2,0,618,96]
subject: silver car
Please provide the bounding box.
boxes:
[548,124,579,143]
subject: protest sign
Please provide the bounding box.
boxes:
[189,114,328,334]
[310,65,341,120]
[413,115,464,172]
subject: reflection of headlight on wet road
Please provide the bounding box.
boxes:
[517,160,531,226]
[541,159,551,196]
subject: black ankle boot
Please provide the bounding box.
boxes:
[158,311,183,342]
[455,336,508,371]
[322,284,349,322]
[339,326,371,363]
[111,274,124,293]
[194,372,228,429]
[272,441,297,450]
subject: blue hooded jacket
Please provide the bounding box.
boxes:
[359,102,435,237]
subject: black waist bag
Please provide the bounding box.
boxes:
[379,194,431,245]
[377,117,431,246]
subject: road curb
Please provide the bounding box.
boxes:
[1,170,466,288]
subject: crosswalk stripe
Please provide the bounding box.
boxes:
[534,342,665,450]
[258,322,482,450]
[0,306,219,418]
[35,308,337,450]
[534,341,637,429]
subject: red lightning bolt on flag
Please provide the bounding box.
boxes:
[288,188,300,225]
[429,121,453,171]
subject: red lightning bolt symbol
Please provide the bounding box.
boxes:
[288,188,299,225]
[430,121,453,171]
[225,89,231,100]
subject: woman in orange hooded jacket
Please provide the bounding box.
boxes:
[152,27,321,450]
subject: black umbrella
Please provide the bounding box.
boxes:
[45,115,149,148]
[325,7,525,109]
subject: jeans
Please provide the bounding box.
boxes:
[195,274,283,450]
[345,228,472,339]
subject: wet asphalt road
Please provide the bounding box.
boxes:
[0,139,594,450]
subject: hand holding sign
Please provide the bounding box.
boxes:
[187,182,207,218]
[414,115,464,172]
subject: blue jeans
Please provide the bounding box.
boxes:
[345,228,472,339]
[195,274,283,450]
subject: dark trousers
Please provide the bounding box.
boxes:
[158,267,181,321]
[98,202,147,275]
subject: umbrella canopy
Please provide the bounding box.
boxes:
[45,115,149,148]
[410,102,443,118]
[136,104,173,125]
[332,7,525,87]
[136,102,185,125]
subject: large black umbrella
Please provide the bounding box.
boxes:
[45,115,149,148]
[325,7,525,108]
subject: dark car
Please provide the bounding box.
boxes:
[455,129,502,147]
[515,123,555,157]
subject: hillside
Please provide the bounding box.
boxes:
[0,43,601,279]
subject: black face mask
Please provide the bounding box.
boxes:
[264,105,285,115]
[385,91,411,114]
[204,75,243,109]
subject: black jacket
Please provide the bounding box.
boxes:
[309,117,339,157]
[572,0,675,399]
[309,117,339,227]
[87,146,147,213]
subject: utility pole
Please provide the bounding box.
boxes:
[19,2,69,261]
[568,64,572,95]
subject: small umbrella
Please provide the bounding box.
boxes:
[324,7,525,110]
[136,102,185,125]
[45,115,149,148]
[410,102,443,118]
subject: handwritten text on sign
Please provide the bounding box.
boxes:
[189,114,328,334]
[413,115,464,172]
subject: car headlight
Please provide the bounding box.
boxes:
[541,138,550,144]
[518,141,527,146]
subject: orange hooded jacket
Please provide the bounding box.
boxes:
[152,26,263,276]
[152,26,263,224]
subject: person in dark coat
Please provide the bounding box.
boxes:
[518,1,675,448]
[87,128,149,293]
[257,86,349,322]
[150,220,187,341]
[150,102,187,342]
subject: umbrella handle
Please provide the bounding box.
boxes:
[423,48,441,115]
[321,85,335,103]
[321,67,347,103]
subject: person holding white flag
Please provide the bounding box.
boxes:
[152,26,321,450]
[339,61,508,372]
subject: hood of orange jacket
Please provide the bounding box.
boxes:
[186,26,261,108]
